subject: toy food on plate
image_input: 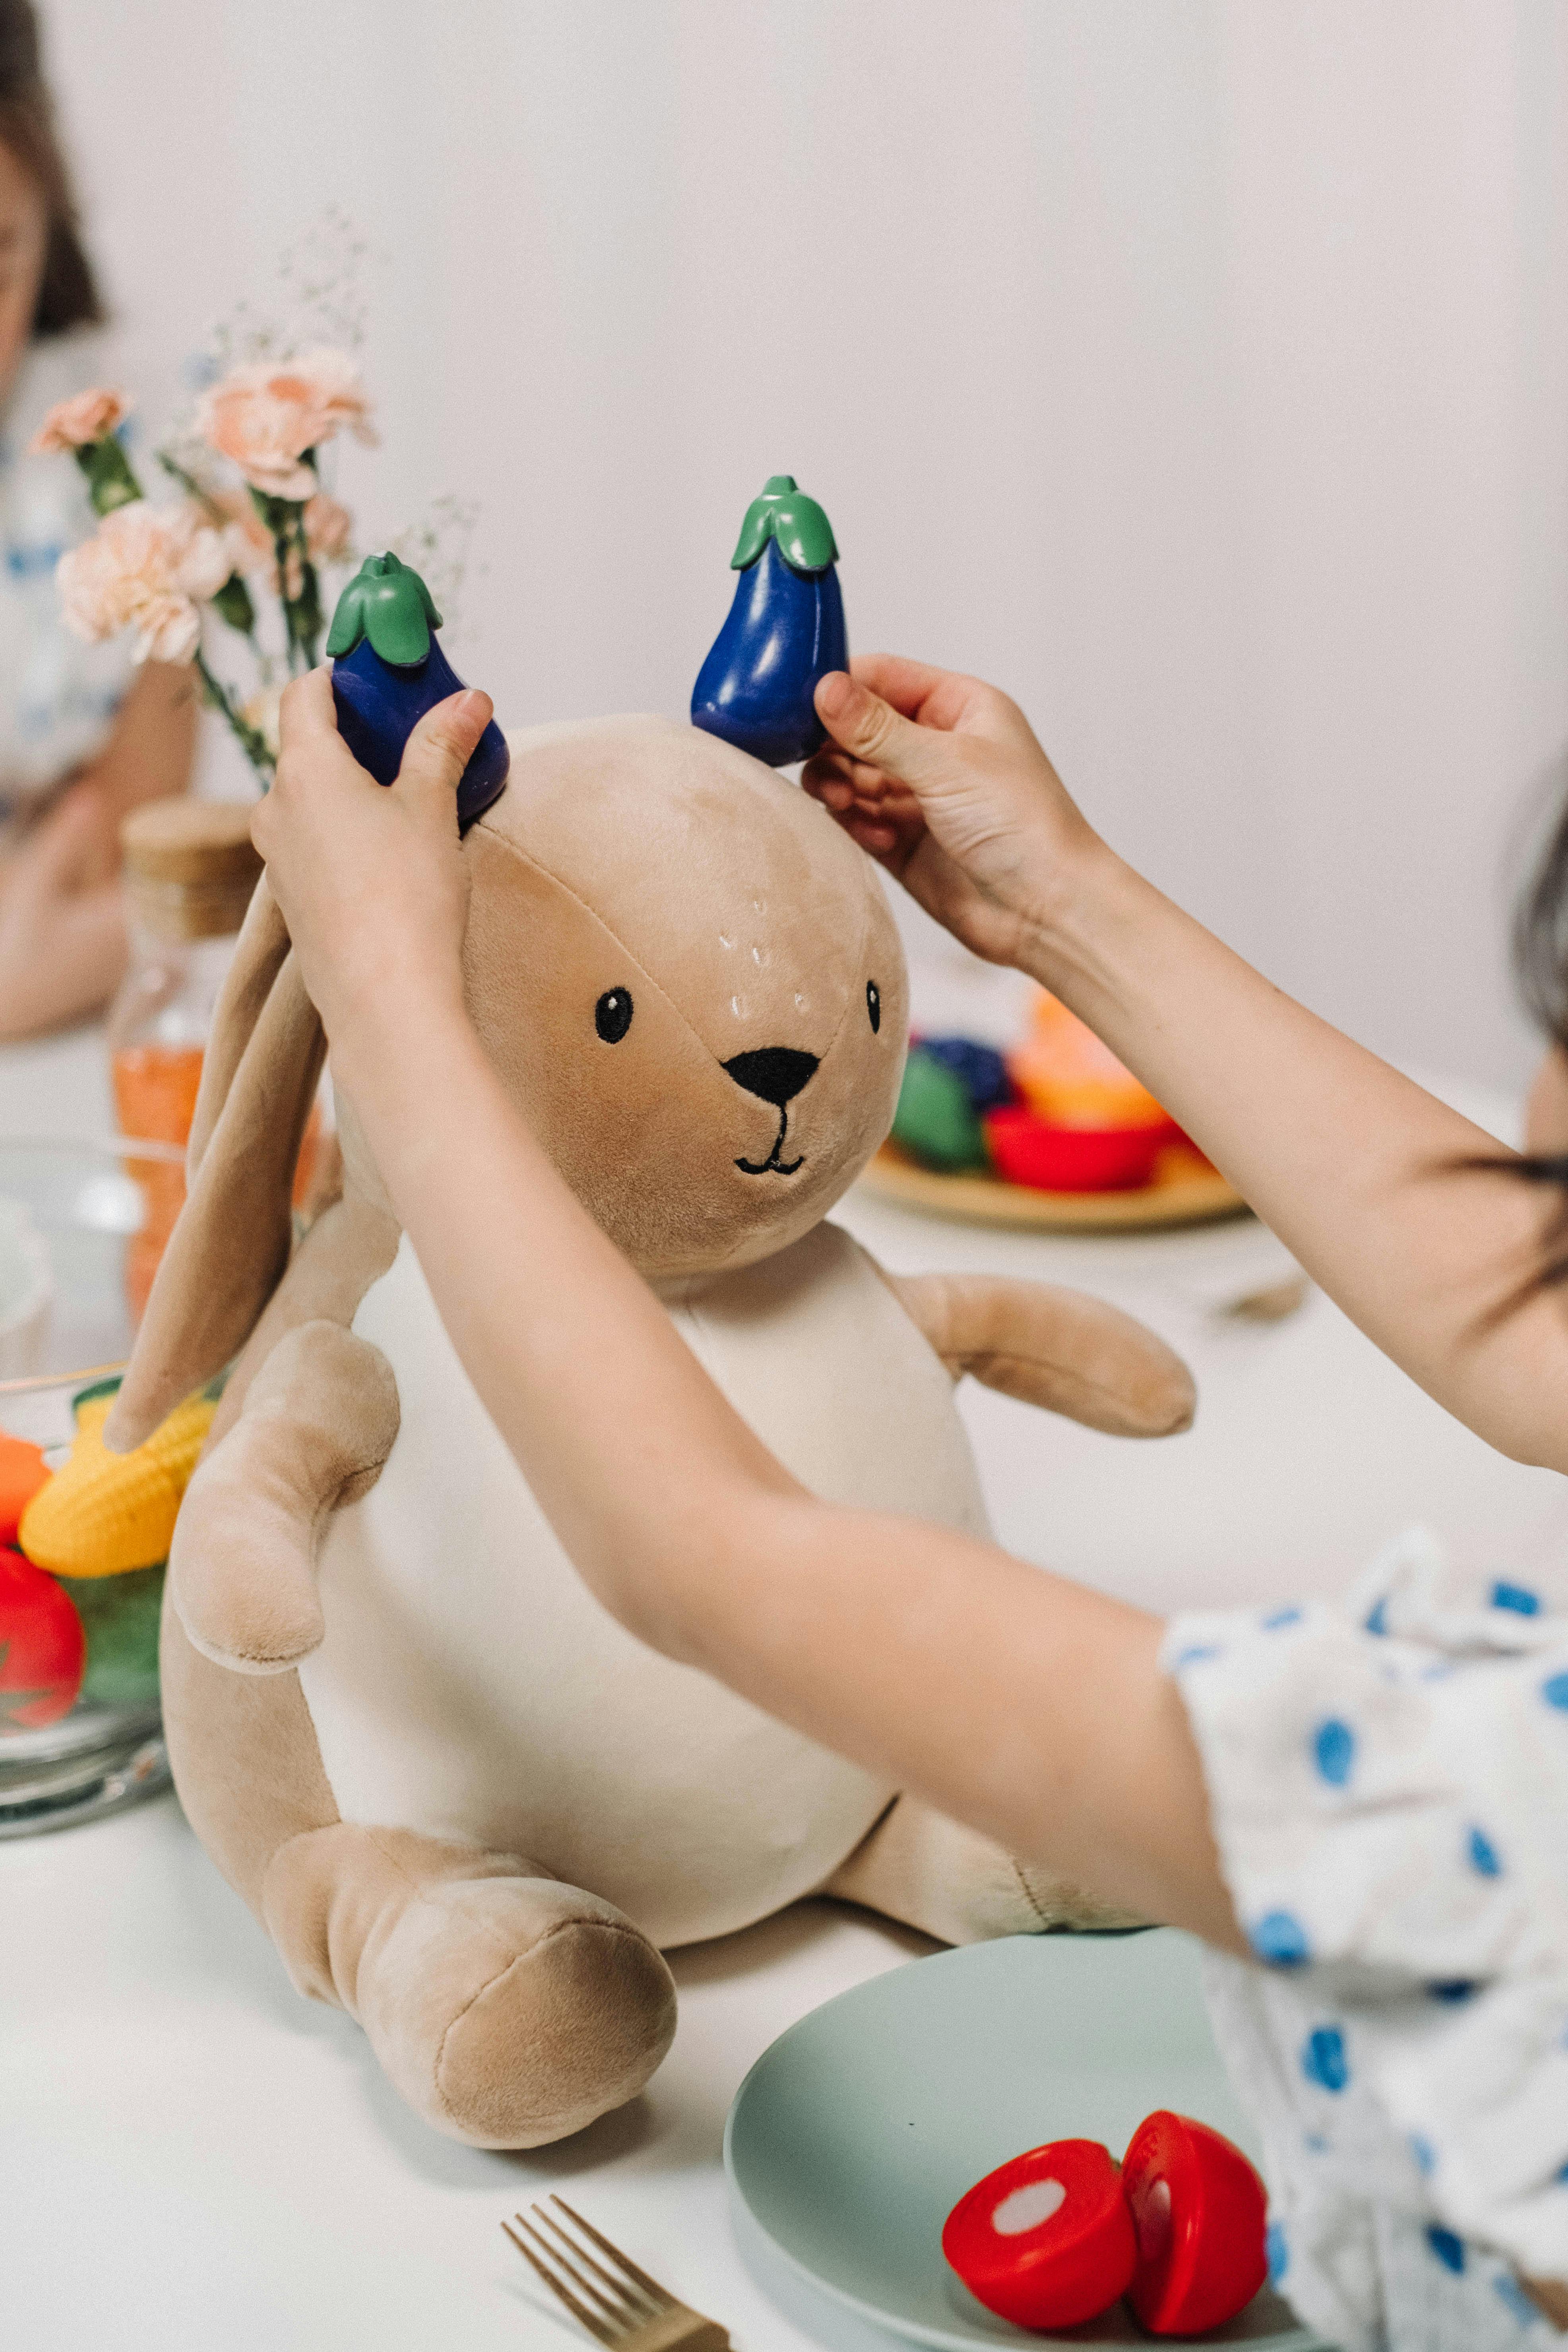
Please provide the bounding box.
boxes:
[890,1045,989,1172]
[1010,990,1174,1133]
[0,1543,85,1729]
[918,1034,1013,1112]
[1123,2110,1268,2336]
[941,2138,1136,2328]
[891,994,1188,1194]
[984,1105,1169,1193]
[942,2112,1268,2335]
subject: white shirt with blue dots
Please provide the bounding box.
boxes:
[0,330,133,843]
[1166,1527,1568,2349]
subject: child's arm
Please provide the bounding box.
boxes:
[253,672,1241,1953]
[0,661,197,1039]
[804,660,1568,1475]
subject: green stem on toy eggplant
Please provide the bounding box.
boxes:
[325,550,443,665]
[73,434,142,517]
[729,473,838,574]
[194,646,274,784]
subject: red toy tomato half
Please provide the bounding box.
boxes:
[1123,2111,1268,2335]
[942,2139,1136,2329]
[0,1543,85,1730]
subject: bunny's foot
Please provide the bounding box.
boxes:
[822,1794,1144,1942]
[262,1823,676,2147]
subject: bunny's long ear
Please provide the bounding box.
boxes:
[105,874,326,1452]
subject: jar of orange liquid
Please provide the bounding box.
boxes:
[108,800,320,1320]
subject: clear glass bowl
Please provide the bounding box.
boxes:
[0,1136,184,1835]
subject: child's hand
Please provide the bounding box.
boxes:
[254,669,493,1064]
[802,655,1105,968]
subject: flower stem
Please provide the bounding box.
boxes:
[272,527,301,673]
[293,509,322,668]
[155,450,222,521]
[193,646,274,785]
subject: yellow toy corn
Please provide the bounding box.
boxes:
[18,1387,217,1579]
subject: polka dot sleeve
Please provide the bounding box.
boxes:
[1163,1528,1568,2349]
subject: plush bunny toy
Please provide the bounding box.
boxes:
[108,715,1195,2150]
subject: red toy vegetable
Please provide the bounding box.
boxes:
[983,1106,1170,1193]
[0,1542,85,1729]
[942,2139,1136,2329]
[1123,2110,1269,2335]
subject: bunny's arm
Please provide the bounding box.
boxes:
[881,1269,1195,1437]
[169,1319,399,1675]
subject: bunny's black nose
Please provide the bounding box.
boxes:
[723,1047,819,1107]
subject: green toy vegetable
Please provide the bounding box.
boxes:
[892,1047,988,1171]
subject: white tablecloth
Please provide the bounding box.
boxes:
[1,1024,1558,2350]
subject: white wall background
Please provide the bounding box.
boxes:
[41,0,1568,1088]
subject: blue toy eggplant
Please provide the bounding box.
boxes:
[691,475,847,768]
[326,552,510,832]
[919,1035,1016,1113]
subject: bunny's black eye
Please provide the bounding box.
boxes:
[595,988,634,1043]
[866,981,882,1034]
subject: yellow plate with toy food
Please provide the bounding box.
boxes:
[862,1139,1247,1231]
[868,993,1248,1231]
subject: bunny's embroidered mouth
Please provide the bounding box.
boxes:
[723,1046,817,1177]
[735,1107,804,1177]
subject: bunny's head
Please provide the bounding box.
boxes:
[109,717,907,1446]
[460,715,906,1278]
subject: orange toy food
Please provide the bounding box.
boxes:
[112,1042,205,1321]
[112,1043,322,1321]
[1008,992,1176,1135]
[0,1433,49,1548]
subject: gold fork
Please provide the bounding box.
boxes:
[502,2196,731,2352]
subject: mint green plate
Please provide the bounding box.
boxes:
[724,1931,1325,2350]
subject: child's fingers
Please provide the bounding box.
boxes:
[814,673,956,792]
[802,748,882,812]
[845,817,900,856]
[276,665,341,757]
[846,651,953,718]
[393,690,492,826]
[849,653,1037,747]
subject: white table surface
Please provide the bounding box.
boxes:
[2,1023,1561,2350]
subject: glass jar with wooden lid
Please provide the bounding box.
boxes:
[107,798,318,1319]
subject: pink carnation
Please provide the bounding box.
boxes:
[202,485,352,597]
[29,386,132,454]
[195,347,376,500]
[304,490,352,561]
[57,501,231,665]
[202,489,279,580]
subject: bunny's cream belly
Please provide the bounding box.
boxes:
[301,1222,991,1947]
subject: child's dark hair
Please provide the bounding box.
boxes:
[1505,792,1568,1281]
[0,0,101,337]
